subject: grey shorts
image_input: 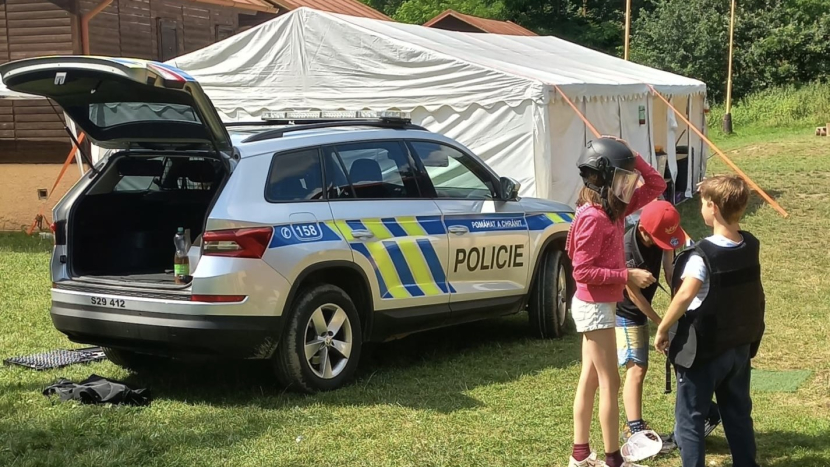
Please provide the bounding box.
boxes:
[571,296,616,333]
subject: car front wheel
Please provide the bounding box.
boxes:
[528,248,573,339]
[272,284,362,393]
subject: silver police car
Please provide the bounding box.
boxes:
[1,56,575,392]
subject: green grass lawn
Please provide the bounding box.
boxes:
[2,129,829,466]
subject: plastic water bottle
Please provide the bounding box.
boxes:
[173,227,190,284]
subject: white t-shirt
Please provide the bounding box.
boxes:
[681,234,744,310]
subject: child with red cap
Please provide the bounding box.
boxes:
[617,200,687,440]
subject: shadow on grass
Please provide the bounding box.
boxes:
[699,429,830,466]
[114,314,582,413]
[0,232,53,253]
[0,406,275,466]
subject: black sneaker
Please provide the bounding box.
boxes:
[658,432,676,455]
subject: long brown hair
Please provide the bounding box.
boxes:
[577,185,628,222]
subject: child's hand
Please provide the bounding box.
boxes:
[655,328,670,354]
[627,268,656,289]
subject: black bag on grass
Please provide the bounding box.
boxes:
[43,374,151,406]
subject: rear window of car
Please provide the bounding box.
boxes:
[265,148,325,202]
[88,102,201,129]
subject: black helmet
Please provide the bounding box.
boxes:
[577,137,637,190]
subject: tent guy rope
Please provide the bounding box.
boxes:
[26,133,86,235]
[647,84,789,218]
[552,85,601,139]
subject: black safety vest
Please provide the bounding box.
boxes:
[617,223,664,325]
[668,232,765,368]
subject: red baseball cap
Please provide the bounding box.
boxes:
[639,200,687,250]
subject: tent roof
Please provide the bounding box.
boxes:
[424,9,537,36]
[171,8,705,115]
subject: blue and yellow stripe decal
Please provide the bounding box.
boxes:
[265,212,571,300]
[335,217,454,299]
[526,212,573,231]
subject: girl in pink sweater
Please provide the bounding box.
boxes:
[565,137,666,467]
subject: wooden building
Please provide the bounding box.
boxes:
[423,9,537,36]
[0,0,389,230]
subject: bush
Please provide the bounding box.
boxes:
[708,82,830,130]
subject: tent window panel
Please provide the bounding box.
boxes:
[409,141,494,200]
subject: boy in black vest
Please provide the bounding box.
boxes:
[617,200,685,440]
[655,175,765,467]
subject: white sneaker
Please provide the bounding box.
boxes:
[568,452,598,467]
[621,430,662,462]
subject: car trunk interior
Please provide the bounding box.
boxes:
[70,154,227,283]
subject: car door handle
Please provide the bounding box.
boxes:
[352,229,375,240]
[448,225,469,235]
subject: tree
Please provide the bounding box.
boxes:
[631,0,830,101]
[392,0,506,25]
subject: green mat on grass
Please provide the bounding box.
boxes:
[751,369,812,393]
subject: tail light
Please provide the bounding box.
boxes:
[202,227,273,259]
[190,294,246,303]
[51,220,66,246]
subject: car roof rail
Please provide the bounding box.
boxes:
[240,119,427,144]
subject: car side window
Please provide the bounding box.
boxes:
[265,148,325,202]
[408,141,495,200]
[322,147,354,199]
[329,141,420,199]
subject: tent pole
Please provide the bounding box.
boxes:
[624,0,632,60]
[649,85,788,218]
[723,0,736,133]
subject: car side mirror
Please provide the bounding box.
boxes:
[500,176,520,201]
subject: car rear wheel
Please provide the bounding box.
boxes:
[528,248,573,339]
[272,284,362,393]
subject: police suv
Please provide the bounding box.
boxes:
[1,56,575,392]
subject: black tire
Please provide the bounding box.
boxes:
[102,347,155,372]
[272,284,363,393]
[528,248,573,339]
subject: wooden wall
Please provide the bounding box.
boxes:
[81,0,251,59]
[0,0,271,164]
[0,0,77,161]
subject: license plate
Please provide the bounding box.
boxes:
[90,296,126,308]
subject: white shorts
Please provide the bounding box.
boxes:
[571,297,616,333]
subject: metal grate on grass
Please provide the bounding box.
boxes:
[3,347,107,371]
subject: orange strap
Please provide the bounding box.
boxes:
[647,85,788,218]
[27,133,86,235]
[552,85,601,138]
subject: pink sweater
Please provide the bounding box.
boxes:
[566,156,667,303]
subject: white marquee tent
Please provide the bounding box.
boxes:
[0,7,709,205]
[171,7,709,205]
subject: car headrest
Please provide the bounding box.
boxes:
[117,158,164,177]
[269,177,308,200]
[349,159,383,184]
[182,160,216,184]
